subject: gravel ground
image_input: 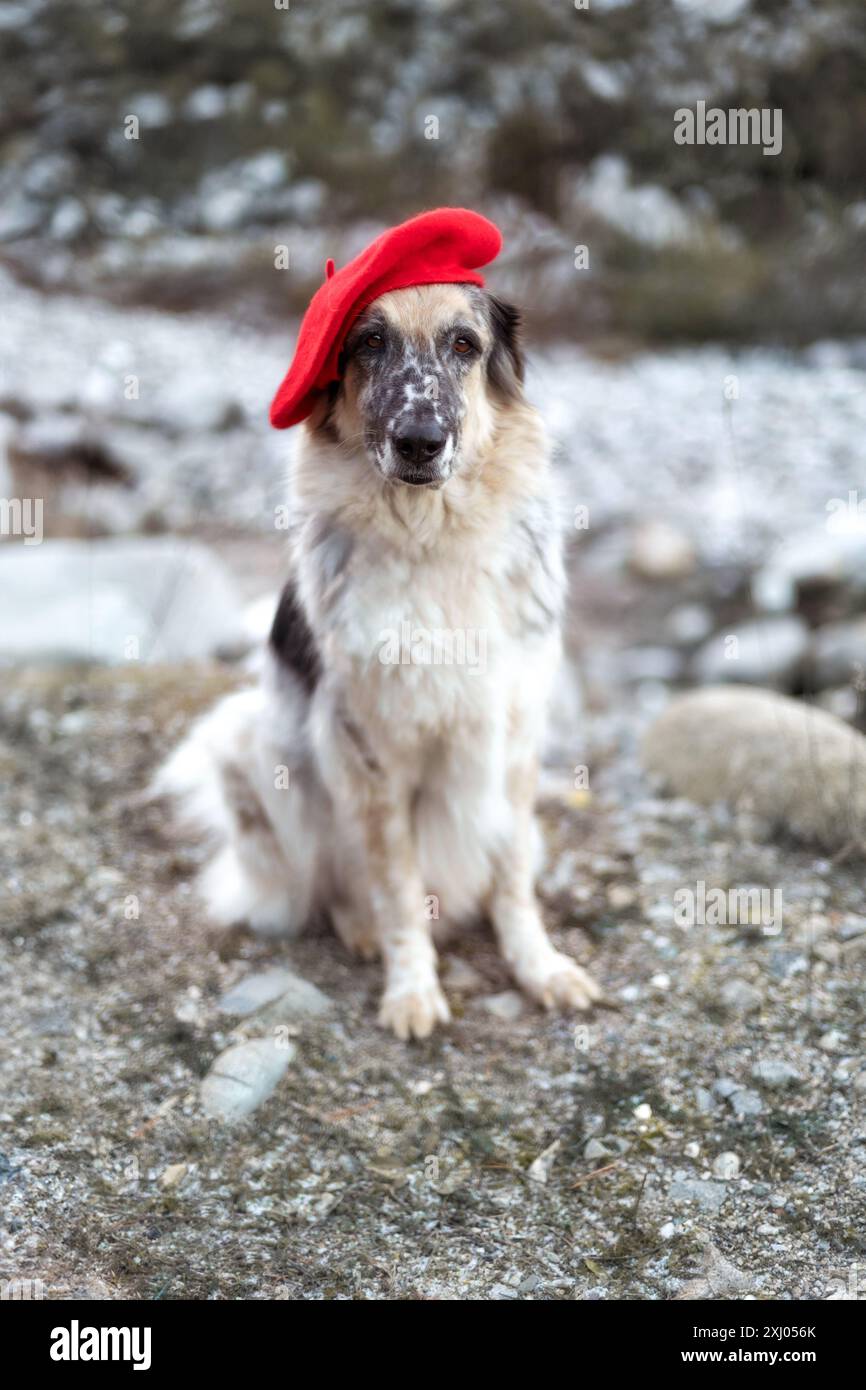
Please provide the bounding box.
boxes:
[2,664,864,1301]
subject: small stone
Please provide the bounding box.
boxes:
[217,968,299,1017]
[675,1237,750,1300]
[668,1179,728,1213]
[479,991,525,1022]
[583,1137,614,1161]
[818,1029,846,1053]
[159,1163,188,1190]
[649,972,671,991]
[633,1102,652,1121]
[729,1089,763,1118]
[719,979,763,1015]
[659,1221,676,1240]
[440,958,486,994]
[712,1076,742,1099]
[751,1059,800,1089]
[692,615,809,687]
[257,972,334,1024]
[713,1152,741,1180]
[694,1086,714,1113]
[200,1037,294,1122]
[528,1138,561,1185]
[684,1141,700,1159]
[629,519,696,581]
[606,883,637,911]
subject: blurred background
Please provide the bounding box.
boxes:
[0,0,864,728]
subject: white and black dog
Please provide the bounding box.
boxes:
[157,282,600,1039]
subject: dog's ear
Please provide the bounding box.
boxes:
[307,381,341,439]
[486,294,525,398]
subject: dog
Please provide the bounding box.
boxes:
[156,281,601,1039]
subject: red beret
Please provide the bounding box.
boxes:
[269,207,502,429]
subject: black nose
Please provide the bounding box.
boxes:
[393,422,446,465]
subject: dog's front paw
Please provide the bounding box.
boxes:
[378,980,451,1041]
[517,950,601,1013]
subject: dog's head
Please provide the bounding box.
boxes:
[320,284,524,488]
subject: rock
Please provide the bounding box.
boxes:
[583,1137,615,1161]
[217,968,301,1017]
[606,883,637,911]
[628,519,696,580]
[159,1163,188,1190]
[675,1235,751,1299]
[440,957,486,994]
[719,979,763,1015]
[668,1178,728,1213]
[256,972,334,1024]
[633,1102,652,1121]
[642,686,866,853]
[753,516,866,612]
[666,602,713,645]
[751,1059,800,1089]
[694,1086,714,1113]
[528,1138,561,1185]
[712,1152,741,1180]
[838,914,866,941]
[0,538,248,665]
[692,616,809,687]
[479,990,525,1022]
[712,1077,741,1099]
[818,1029,846,1053]
[812,618,866,689]
[617,645,684,684]
[200,1037,294,1122]
[729,1088,763,1118]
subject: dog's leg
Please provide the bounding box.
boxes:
[490,760,601,1011]
[365,791,451,1039]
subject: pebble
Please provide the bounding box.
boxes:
[668,1178,728,1213]
[159,1163,188,1190]
[818,1029,846,1053]
[584,1137,614,1161]
[256,973,334,1024]
[200,1037,294,1122]
[629,519,696,580]
[729,1088,763,1118]
[719,979,763,1015]
[692,615,809,686]
[440,958,486,994]
[528,1138,561,1185]
[712,1152,741,1180]
[751,1059,801,1089]
[217,968,301,1017]
[606,883,637,911]
[479,990,525,1022]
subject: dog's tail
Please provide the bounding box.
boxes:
[151,684,325,935]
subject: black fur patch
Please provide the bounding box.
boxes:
[486,295,525,398]
[269,579,321,694]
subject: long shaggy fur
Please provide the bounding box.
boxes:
[155,282,600,1038]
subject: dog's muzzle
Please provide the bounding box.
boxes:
[390,416,449,486]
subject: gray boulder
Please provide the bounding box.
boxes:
[642,685,866,853]
[692,616,809,687]
[0,537,247,665]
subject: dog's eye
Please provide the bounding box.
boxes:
[453,336,475,355]
[365,333,384,350]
